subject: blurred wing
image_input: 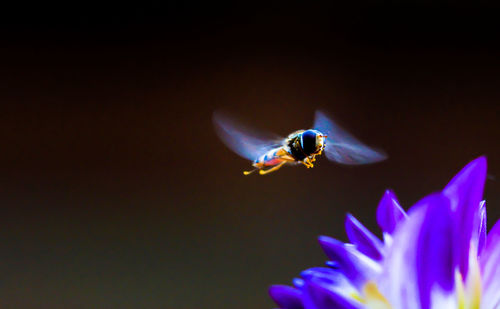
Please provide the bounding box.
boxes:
[313,110,387,165]
[213,111,282,161]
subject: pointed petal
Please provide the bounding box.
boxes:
[415,194,455,309]
[318,236,380,288]
[378,194,456,309]
[478,201,487,255]
[479,219,500,309]
[378,203,427,309]
[442,156,487,277]
[269,285,304,309]
[302,280,362,309]
[376,190,407,234]
[345,213,384,260]
[325,261,339,269]
[293,278,305,289]
[318,237,362,285]
[300,267,353,291]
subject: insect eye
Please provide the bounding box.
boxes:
[301,130,317,154]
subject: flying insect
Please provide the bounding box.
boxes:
[213,110,387,175]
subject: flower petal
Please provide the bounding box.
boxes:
[269,285,304,309]
[318,236,380,288]
[379,194,457,309]
[442,156,487,277]
[377,201,427,309]
[293,278,305,289]
[300,267,354,292]
[325,261,339,269]
[345,213,384,260]
[376,189,407,234]
[302,280,362,309]
[478,200,487,256]
[479,219,500,309]
[415,194,455,309]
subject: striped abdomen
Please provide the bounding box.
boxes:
[254,147,286,167]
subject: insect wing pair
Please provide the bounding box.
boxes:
[213,110,387,174]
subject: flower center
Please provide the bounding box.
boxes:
[352,245,482,309]
[455,245,481,309]
[351,281,392,309]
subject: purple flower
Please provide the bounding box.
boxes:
[269,157,500,309]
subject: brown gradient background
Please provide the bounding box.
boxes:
[0,3,499,308]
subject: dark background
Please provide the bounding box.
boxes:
[0,2,499,308]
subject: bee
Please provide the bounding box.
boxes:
[213,110,387,175]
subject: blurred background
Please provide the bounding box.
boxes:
[0,2,499,308]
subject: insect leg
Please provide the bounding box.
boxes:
[302,157,314,168]
[259,161,287,175]
[243,168,258,175]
